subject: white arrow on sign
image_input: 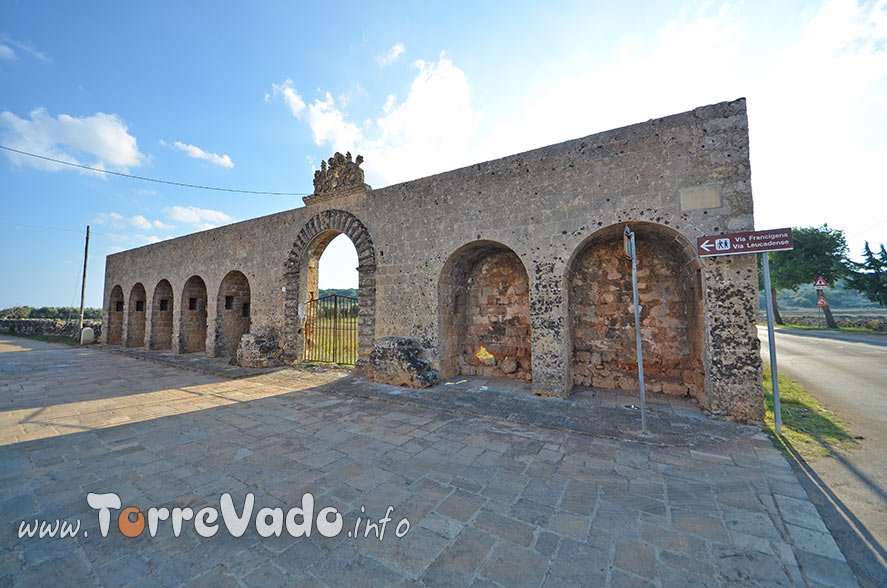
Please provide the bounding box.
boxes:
[700,239,713,252]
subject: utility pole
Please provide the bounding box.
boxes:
[78,225,90,333]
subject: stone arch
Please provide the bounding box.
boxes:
[126,282,148,346]
[150,280,174,350]
[284,209,376,365]
[438,240,532,382]
[108,285,125,345]
[126,283,147,347]
[566,222,706,404]
[179,275,208,353]
[215,271,251,357]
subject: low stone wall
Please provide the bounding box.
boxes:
[759,312,887,331]
[0,319,103,340]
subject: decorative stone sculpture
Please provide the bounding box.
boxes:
[313,151,365,195]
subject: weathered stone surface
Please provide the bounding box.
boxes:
[361,336,439,387]
[233,332,283,367]
[101,98,763,420]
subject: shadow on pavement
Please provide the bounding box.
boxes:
[776,435,887,588]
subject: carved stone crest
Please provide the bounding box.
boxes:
[313,151,365,195]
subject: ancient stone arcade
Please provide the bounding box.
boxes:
[102,99,764,421]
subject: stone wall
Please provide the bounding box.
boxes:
[102,98,764,421]
[0,319,102,340]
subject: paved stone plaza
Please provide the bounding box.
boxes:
[1,336,858,587]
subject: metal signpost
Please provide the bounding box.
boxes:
[697,227,794,435]
[814,277,829,327]
[624,225,647,435]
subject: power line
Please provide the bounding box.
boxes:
[847,218,886,239]
[0,221,117,237]
[0,145,310,196]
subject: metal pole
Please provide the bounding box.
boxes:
[762,253,782,435]
[78,225,90,334]
[628,229,648,434]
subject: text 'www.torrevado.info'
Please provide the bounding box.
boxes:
[18,492,411,540]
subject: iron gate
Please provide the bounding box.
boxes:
[302,294,359,364]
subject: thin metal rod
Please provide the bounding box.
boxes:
[762,253,782,434]
[630,231,648,435]
[78,225,90,335]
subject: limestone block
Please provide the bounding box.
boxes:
[80,327,95,345]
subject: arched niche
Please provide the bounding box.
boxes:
[179,275,208,353]
[438,240,532,382]
[566,222,705,403]
[214,271,251,357]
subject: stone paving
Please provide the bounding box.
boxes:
[0,336,860,587]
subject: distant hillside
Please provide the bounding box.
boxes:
[318,288,358,299]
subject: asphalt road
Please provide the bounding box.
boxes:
[758,326,887,587]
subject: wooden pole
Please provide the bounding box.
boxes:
[78,225,90,334]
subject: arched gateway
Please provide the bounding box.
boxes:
[283,209,376,366]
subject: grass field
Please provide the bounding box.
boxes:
[762,365,857,460]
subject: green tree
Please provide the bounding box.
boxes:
[0,306,31,319]
[846,242,887,306]
[764,225,849,326]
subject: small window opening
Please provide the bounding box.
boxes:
[189,297,197,311]
[159,299,169,311]
[225,296,233,310]
[115,301,124,312]
[135,300,145,312]
[241,303,250,317]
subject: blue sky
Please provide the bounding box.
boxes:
[1,0,885,308]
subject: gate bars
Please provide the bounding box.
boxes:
[302,294,359,365]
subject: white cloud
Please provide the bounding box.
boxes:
[272,2,885,259]
[280,55,482,186]
[378,42,405,67]
[305,92,365,148]
[95,212,174,230]
[734,0,887,259]
[162,205,233,230]
[0,36,50,62]
[106,233,165,247]
[0,108,144,173]
[489,0,886,259]
[170,141,234,168]
[131,215,153,230]
[132,215,174,230]
[269,79,306,117]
